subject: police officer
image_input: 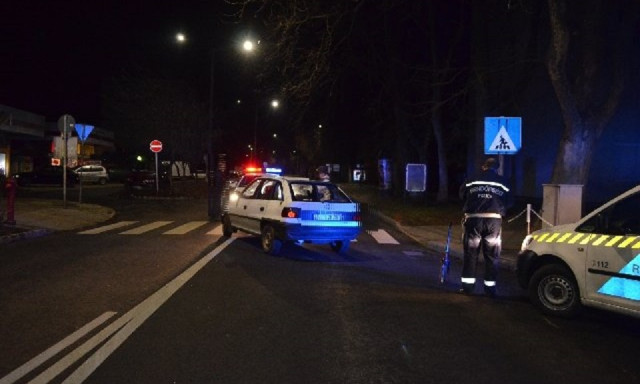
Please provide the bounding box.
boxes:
[316,165,330,182]
[459,157,510,296]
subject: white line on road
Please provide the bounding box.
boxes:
[60,237,236,383]
[207,225,222,236]
[119,221,173,235]
[163,221,208,235]
[0,312,117,384]
[368,229,400,244]
[78,221,138,234]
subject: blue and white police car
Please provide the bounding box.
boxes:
[222,174,362,255]
[517,185,640,318]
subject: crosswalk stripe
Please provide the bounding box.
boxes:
[207,225,223,236]
[120,221,173,235]
[367,229,400,244]
[163,221,208,235]
[78,221,138,234]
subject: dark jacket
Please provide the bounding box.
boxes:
[459,169,510,217]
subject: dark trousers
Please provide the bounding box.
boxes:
[461,217,502,291]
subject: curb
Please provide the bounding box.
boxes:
[0,227,52,245]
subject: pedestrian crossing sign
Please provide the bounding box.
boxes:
[484,117,521,155]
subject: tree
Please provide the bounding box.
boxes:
[546,0,638,184]
[230,0,469,197]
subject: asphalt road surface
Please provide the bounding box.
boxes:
[1,186,639,383]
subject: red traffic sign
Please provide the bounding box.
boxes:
[149,140,163,153]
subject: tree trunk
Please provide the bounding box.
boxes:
[546,0,627,185]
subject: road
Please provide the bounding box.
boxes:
[1,183,640,383]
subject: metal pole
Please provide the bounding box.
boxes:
[78,141,83,204]
[253,101,258,164]
[63,116,68,208]
[207,48,215,219]
[526,203,531,235]
[155,152,159,195]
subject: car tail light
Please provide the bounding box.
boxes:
[281,207,301,218]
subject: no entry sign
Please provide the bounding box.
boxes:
[150,140,163,153]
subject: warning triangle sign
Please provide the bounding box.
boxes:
[489,126,517,152]
[597,253,640,301]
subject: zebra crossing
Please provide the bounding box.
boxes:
[77,220,404,245]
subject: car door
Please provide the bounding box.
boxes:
[243,179,283,233]
[582,191,640,310]
[232,179,262,233]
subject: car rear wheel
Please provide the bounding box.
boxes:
[529,263,581,318]
[261,225,282,255]
[330,240,350,254]
[222,215,234,237]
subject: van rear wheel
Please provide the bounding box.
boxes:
[529,263,581,318]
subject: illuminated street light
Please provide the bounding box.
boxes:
[174,32,258,219]
[243,39,255,52]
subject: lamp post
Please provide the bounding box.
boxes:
[176,32,256,220]
[252,98,280,165]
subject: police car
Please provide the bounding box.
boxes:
[221,167,265,214]
[517,185,640,318]
[222,174,362,255]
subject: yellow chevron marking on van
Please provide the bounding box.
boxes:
[604,236,624,247]
[557,233,573,243]
[545,233,560,243]
[567,233,584,244]
[536,233,550,242]
[619,236,639,248]
[579,234,597,245]
[591,235,610,246]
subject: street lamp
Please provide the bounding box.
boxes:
[175,33,257,220]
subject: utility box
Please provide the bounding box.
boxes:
[542,184,583,228]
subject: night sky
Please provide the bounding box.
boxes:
[0,0,234,123]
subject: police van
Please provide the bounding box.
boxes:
[517,185,640,318]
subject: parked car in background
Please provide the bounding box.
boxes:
[13,166,79,187]
[73,165,109,185]
[124,169,170,192]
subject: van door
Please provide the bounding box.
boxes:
[582,191,640,310]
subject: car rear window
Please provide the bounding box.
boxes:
[289,182,350,203]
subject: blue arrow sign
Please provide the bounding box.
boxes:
[484,117,521,155]
[75,124,94,142]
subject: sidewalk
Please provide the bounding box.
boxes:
[0,199,115,244]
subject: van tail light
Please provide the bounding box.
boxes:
[281,207,301,218]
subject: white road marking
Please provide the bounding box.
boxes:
[0,312,117,384]
[78,221,138,234]
[162,221,208,235]
[119,221,173,235]
[368,229,400,244]
[207,225,222,235]
[403,250,424,257]
[26,238,236,384]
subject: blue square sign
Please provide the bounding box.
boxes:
[484,117,521,155]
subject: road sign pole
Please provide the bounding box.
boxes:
[155,152,159,195]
